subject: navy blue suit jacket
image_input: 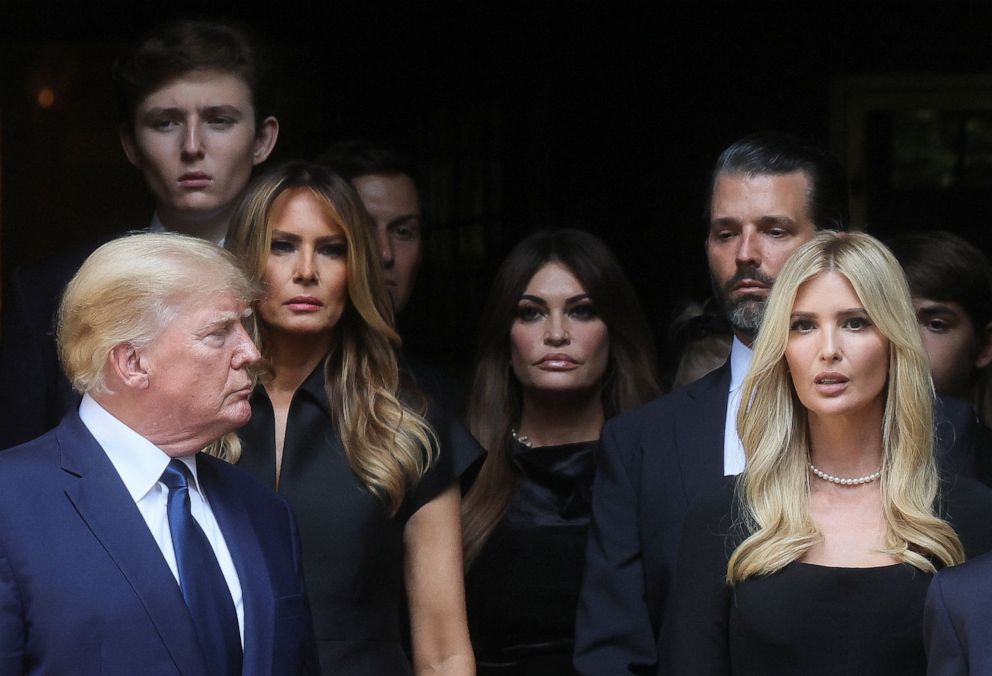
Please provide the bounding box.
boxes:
[0,410,319,675]
[925,551,992,676]
[574,361,986,676]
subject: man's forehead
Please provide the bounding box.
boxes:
[138,69,254,110]
[710,171,812,221]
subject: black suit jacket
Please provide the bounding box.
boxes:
[574,360,985,676]
[0,409,319,675]
[925,549,992,676]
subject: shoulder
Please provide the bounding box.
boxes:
[606,363,729,433]
[940,475,992,559]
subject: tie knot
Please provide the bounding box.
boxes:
[160,458,193,492]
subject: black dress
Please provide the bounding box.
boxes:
[466,438,597,675]
[237,361,484,675]
[667,475,992,676]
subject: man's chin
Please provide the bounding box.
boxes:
[727,300,765,337]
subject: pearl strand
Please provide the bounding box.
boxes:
[808,462,881,486]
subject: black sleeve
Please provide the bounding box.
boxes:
[662,476,736,676]
[404,404,485,516]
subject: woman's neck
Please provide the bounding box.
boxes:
[807,406,885,476]
[515,388,605,448]
[265,331,333,397]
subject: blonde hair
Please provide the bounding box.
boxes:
[57,231,259,459]
[225,161,436,515]
[727,232,964,583]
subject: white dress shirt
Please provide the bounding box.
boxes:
[722,337,753,476]
[78,394,245,643]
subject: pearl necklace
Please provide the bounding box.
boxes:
[808,462,881,486]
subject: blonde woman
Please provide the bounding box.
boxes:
[225,161,482,675]
[668,232,992,675]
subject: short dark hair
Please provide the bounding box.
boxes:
[709,131,850,231]
[889,230,992,333]
[114,20,270,131]
[317,140,421,195]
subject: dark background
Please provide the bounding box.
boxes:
[3,1,992,380]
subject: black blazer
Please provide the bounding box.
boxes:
[925,549,992,675]
[574,360,985,676]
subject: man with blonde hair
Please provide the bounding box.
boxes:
[0,233,317,675]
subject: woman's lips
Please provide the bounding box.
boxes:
[536,354,579,370]
[285,296,323,312]
[178,172,212,189]
[814,371,849,395]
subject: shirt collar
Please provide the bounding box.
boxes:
[78,394,201,500]
[728,336,754,393]
[148,213,166,233]
[148,212,224,246]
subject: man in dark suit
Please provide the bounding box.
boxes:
[0,233,318,675]
[573,132,852,675]
[924,551,992,675]
[0,19,279,449]
[319,141,464,413]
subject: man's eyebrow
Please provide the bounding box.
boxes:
[200,105,245,119]
[917,304,957,318]
[755,215,796,228]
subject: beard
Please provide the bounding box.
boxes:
[711,264,776,339]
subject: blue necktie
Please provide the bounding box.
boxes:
[160,459,243,676]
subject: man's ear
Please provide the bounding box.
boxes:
[119,124,142,169]
[109,343,150,390]
[251,116,279,166]
[976,320,992,369]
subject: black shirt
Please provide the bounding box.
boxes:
[237,360,484,675]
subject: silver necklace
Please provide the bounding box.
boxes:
[808,462,881,486]
[510,429,533,448]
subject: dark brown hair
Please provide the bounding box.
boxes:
[114,19,271,131]
[461,228,660,564]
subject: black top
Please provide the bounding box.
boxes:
[667,475,992,676]
[466,439,597,675]
[237,361,485,676]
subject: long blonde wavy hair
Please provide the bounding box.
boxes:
[224,161,436,515]
[727,232,964,583]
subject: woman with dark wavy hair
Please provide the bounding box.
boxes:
[224,161,482,675]
[462,229,659,673]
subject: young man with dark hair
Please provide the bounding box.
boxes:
[0,20,279,449]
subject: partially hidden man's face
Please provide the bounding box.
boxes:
[706,171,818,341]
[351,173,423,315]
[121,70,277,231]
[138,291,261,450]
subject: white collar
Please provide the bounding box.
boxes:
[728,336,753,393]
[78,394,200,501]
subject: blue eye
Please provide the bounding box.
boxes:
[270,240,294,254]
[790,318,814,332]
[844,316,871,330]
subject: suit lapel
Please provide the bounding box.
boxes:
[58,412,207,676]
[198,456,275,676]
[674,361,731,504]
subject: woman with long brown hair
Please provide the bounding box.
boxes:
[225,161,482,675]
[461,229,659,673]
